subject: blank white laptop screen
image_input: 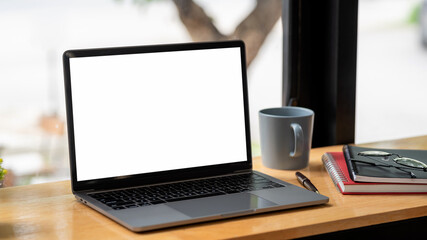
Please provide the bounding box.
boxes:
[69,47,248,181]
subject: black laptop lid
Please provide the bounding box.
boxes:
[63,41,253,191]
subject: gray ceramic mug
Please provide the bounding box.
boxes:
[259,106,314,170]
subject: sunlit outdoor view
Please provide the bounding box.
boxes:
[2,0,427,187]
[0,0,282,186]
[356,0,427,143]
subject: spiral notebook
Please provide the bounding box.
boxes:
[322,152,427,194]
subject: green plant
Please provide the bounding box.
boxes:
[0,158,7,181]
[408,3,421,24]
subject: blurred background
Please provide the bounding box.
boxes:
[356,0,427,143]
[1,0,427,186]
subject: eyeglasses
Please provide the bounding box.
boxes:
[350,150,427,178]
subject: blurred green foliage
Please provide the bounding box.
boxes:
[0,158,7,181]
[408,3,421,24]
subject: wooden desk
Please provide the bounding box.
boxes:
[1,136,427,239]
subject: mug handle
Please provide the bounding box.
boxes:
[290,123,304,158]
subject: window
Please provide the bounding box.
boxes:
[356,0,427,143]
[0,0,282,186]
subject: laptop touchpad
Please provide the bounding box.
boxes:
[167,193,277,218]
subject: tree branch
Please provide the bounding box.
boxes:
[172,0,226,41]
[230,0,282,66]
[172,0,282,67]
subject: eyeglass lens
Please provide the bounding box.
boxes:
[358,151,427,169]
[394,157,427,169]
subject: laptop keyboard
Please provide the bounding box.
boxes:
[88,173,285,210]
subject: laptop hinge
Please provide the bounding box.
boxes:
[233,169,252,174]
[76,189,96,193]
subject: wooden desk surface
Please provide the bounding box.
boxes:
[1,136,427,239]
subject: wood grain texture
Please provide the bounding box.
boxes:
[1,136,427,239]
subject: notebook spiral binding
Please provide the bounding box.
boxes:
[322,153,349,186]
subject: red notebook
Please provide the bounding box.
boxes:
[322,152,427,194]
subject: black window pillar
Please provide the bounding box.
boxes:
[282,0,358,147]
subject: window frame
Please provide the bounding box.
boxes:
[282,0,358,147]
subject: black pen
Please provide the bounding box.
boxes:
[295,172,320,194]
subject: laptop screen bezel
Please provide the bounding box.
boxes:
[63,40,253,192]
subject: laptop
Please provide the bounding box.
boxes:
[62,40,328,232]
